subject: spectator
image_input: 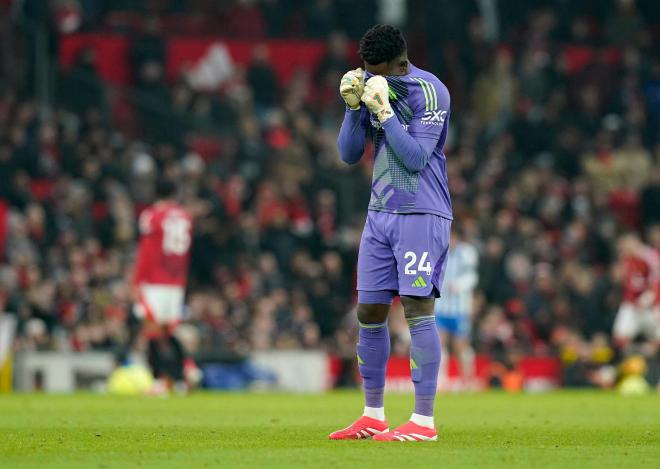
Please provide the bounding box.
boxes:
[0,1,658,388]
[246,45,279,113]
[58,47,106,114]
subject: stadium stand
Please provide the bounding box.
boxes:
[0,0,659,389]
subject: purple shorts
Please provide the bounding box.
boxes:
[357,210,451,299]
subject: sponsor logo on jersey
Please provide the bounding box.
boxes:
[411,77,445,125]
[370,114,410,131]
[421,109,447,125]
[370,117,410,131]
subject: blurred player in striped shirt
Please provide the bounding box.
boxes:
[434,228,478,389]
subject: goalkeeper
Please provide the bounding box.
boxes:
[330,24,452,443]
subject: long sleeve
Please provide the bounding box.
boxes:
[337,107,367,165]
[381,115,441,173]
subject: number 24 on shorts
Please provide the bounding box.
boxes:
[404,251,432,276]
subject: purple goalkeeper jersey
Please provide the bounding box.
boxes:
[339,64,452,220]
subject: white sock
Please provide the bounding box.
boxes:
[459,346,475,378]
[440,345,449,383]
[410,413,435,429]
[363,406,385,421]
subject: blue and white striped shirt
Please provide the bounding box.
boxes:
[435,242,478,318]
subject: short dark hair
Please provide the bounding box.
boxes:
[155,178,177,199]
[359,24,407,65]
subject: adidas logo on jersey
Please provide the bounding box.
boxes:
[411,275,428,287]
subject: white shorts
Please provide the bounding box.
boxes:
[135,284,185,325]
[613,302,660,341]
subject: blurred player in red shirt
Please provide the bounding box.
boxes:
[131,179,198,390]
[613,232,660,350]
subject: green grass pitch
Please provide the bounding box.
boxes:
[1,391,659,468]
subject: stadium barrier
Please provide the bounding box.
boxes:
[14,351,119,392]
[59,34,621,90]
[381,356,561,392]
[12,350,331,393]
[0,314,16,392]
[59,34,332,87]
[11,350,561,393]
[250,350,329,393]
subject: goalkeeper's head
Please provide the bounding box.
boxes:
[359,24,409,77]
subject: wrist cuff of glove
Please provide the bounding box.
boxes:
[376,109,395,123]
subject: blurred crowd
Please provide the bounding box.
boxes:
[1,0,659,386]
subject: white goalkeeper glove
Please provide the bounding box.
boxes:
[339,68,365,110]
[361,76,394,122]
